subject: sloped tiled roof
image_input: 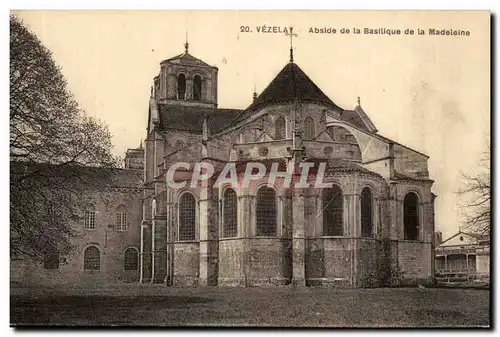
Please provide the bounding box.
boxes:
[340,109,370,131]
[393,172,433,182]
[158,105,243,134]
[303,158,377,175]
[10,161,143,189]
[161,52,214,68]
[246,62,342,112]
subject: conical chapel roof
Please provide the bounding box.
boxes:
[247,62,342,111]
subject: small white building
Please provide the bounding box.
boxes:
[435,231,490,283]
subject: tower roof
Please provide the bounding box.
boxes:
[161,51,214,68]
[246,62,342,111]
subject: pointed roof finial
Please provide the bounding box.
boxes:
[184,31,189,53]
[285,30,298,63]
[139,138,143,150]
[253,84,258,101]
[357,96,361,106]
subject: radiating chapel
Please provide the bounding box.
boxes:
[141,42,437,288]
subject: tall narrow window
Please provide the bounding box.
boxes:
[275,116,286,140]
[193,75,202,101]
[124,247,139,271]
[304,116,315,140]
[323,185,343,236]
[256,187,277,236]
[179,193,196,241]
[404,192,419,240]
[43,247,59,270]
[177,74,186,100]
[115,205,128,231]
[361,187,373,237]
[84,210,96,230]
[84,246,100,270]
[223,188,238,238]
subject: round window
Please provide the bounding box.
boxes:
[323,146,334,156]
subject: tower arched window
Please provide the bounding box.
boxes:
[275,117,286,140]
[179,192,196,241]
[404,192,419,240]
[256,187,277,236]
[361,187,373,237]
[193,75,202,101]
[124,247,139,271]
[177,74,186,100]
[323,185,343,236]
[304,116,315,140]
[223,188,238,238]
[84,246,100,270]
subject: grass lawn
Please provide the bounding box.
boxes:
[10,284,490,327]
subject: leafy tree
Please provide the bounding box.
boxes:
[458,146,490,236]
[10,15,120,261]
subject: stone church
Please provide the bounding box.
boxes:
[139,42,436,288]
[11,42,436,288]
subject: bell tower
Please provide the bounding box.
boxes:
[152,39,218,108]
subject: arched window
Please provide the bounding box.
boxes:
[193,75,202,101]
[124,247,139,271]
[304,116,315,140]
[275,117,286,140]
[223,188,238,238]
[179,193,196,241]
[115,205,128,231]
[256,187,277,236]
[84,246,100,270]
[361,187,373,237]
[177,74,186,100]
[323,185,343,236]
[404,192,419,240]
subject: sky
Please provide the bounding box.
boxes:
[13,10,490,239]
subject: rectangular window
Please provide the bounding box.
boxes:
[43,251,59,270]
[115,212,128,231]
[84,211,96,230]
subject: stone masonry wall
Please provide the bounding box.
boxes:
[12,187,143,287]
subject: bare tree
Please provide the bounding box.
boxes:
[10,15,120,261]
[458,146,490,236]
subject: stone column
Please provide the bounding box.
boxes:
[314,194,322,236]
[151,218,168,283]
[344,193,360,286]
[292,188,306,285]
[140,221,152,283]
[239,193,253,286]
[388,183,401,240]
[165,200,175,285]
[344,193,360,237]
[186,78,193,100]
[199,179,219,286]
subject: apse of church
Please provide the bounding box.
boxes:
[140,43,436,288]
